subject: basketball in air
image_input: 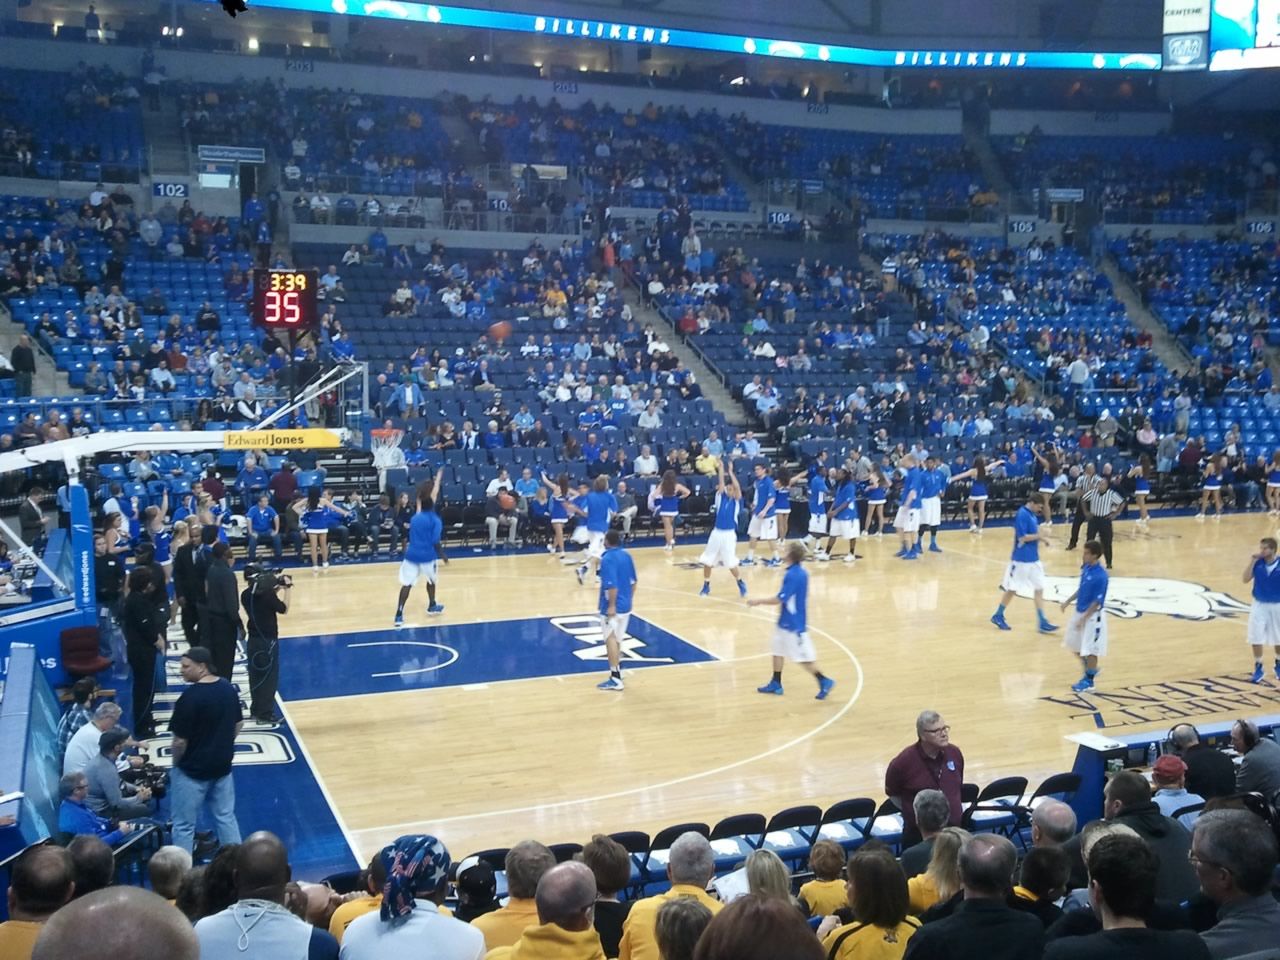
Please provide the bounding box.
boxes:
[489,320,513,342]
[498,492,516,511]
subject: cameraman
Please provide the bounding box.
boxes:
[241,565,291,723]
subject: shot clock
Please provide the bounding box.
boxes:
[252,268,319,332]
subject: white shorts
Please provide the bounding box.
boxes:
[968,494,988,502]
[1001,560,1046,595]
[699,528,740,569]
[587,530,606,559]
[829,518,860,540]
[1248,601,1280,648]
[748,515,778,540]
[921,497,941,527]
[894,506,920,533]
[570,525,590,545]
[771,627,817,663]
[601,612,630,640]
[776,507,791,516]
[808,513,828,536]
[398,559,438,587]
[305,528,329,537]
[1064,608,1108,657]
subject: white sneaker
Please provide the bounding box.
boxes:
[843,554,856,564]
[875,531,883,539]
[969,524,978,533]
[815,550,829,561]
[546,543,556,553]
[1195,513,1205,521]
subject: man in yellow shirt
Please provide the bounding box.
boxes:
[618,833,722,960]
[472,840,556,951]
[487,861,605,960]
[0,845,75,960]
[329,854,386,944]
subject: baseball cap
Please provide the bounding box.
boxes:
[453,857,496,899]
[99,728,131,752]
[1152,755,1187,782]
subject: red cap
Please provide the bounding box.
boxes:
[1152,755,1187,782]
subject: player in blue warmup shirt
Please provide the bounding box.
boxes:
[803,467,829,558]
[1059,540,1109,691]
[597,530,637,691]
[895,455,925,560]
[749,542,834,700]
[992,494,1057,633]
[246,492,282,561]
[576,476,619,586]
[745,463,779,567]
[824,468,860,564]
[916,456,948,554]
[1244,536,1280,683]
[394,471,447,625]
[698,457,748,597]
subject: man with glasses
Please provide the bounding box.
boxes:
[56,771,136,846]
[487,862,602,960]
[1191,809,1280,958]
[885,710,965,847]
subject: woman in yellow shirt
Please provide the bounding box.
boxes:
[818,848,919,960]
[906,827,969,915]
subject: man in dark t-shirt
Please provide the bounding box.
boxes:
[241,571,290,724]
[168,646,243,855]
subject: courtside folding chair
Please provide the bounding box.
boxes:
[761,805,822,871]
[962,776,1028,838]
[1013,772,1082,849]
[708,813,767,873]
[815,798,876,853]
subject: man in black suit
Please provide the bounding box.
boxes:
[172,521,207,645]
[19,485,48,547]
[904,834,1044,960]
[1169,723,1238,800]
[201,541,241,680]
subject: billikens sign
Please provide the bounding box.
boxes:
[252,268,319,332]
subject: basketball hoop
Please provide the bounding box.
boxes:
[370,428,405,491]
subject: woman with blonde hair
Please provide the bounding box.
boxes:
[907,826,970,914]
[744,849,798,909]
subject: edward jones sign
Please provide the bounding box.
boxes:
[224,429,342,449]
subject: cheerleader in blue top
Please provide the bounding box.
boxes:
[540,471,576,560]
[1267,450,1280,517]
[654,469,692,553]
[864,468,888,538]
[1031,444,1061,525]
[141,491,173,580]
[294,487,335,570]
[1197,457,1223,521]
[1127,456,1152,527]
[949,456,1004,535]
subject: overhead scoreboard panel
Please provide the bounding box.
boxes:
[252,268,319,333]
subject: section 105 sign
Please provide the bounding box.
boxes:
[252,269,319,332]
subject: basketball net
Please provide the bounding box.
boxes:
[370,428,406,491]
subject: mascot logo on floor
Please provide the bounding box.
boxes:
[1016,576,1249,621]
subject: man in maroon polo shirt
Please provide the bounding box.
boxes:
[885,709,965,846]
[268,460,298,515]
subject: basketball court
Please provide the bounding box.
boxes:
[264,511,1280,868]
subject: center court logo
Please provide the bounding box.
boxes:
[1015,576,1249,621]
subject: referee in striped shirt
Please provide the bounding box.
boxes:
[1083,476,1125,569]
[1066,464,1101,550]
